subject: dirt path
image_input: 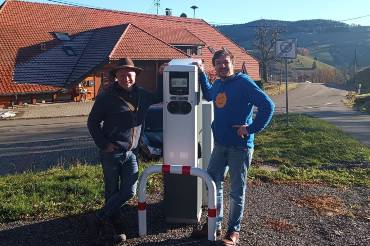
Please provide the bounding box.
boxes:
[0,180,368,246]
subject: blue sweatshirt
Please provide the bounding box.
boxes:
[199,72,275,149]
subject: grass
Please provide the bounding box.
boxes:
[264,82,298,96]
[343,92,370,113]
[354,93,370,113]
[251,114,370,187]
[291,54,335,71]
[0,114,369,222]
[254,114,370,167]
[0,161,161,223]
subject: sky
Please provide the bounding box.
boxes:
[2,0,370,26]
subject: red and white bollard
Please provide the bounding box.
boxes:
[138,164,217,241]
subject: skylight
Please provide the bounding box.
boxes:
[62,46,76,56]
[54,32,71,41]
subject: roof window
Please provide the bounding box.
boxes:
[53,32,71,41]
[62,46,76,56]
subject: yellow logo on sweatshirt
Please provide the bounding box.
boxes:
[215,92,227,108]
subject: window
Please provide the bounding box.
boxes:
[175,45,202,56]
[53,32,71,41]
[62,46,76,56]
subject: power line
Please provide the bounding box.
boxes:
[340,14,370,22]
[40,0,370,26]
[45,0,97,9]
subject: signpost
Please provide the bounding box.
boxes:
[276,39,297,126]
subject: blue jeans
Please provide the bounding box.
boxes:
[207,143,253,233]
[98,150,138,220]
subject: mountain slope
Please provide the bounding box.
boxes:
[217,19,370,70]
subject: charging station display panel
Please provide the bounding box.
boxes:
[169,72,189,95]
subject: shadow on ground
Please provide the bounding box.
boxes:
[0,201,204,246]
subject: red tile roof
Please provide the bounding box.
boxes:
[142,26,205,46]
[0,0,260,95]
[110,24,189,60]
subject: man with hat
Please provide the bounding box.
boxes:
[87,58,163,243]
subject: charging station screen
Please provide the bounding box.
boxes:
[171,78,187,88]
[169,72,189,95]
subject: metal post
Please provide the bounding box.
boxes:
[138,164,217,241]
[285,59,289,126]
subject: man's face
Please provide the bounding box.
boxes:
[214,55,234,80]
[116,68,137,91]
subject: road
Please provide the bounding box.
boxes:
[1,83,369,175]
[0,117,98,175]
[271,83,370,147]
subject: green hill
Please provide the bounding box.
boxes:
[217,19,370,70]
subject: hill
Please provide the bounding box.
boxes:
[217,19,370,70]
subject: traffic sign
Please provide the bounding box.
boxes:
[276,39,297,59]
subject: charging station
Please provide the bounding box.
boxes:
[137,59,216,239]
[162,59,203,223]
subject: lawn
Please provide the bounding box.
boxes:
[354,93,370,113]
[0,114,369,222]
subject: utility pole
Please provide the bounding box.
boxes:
[353,48,358,89]
[190,5,198,18]
[154,0,160,15]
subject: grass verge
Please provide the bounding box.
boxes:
[252,114,370,187]
[354,93,370,113]
[0,161,161,223]
[264,82,298,96]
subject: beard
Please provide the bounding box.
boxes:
[217,68,231,79]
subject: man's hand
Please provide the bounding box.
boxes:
[232,125,249,138]
[104,143,120,153]
[191,60,204,74]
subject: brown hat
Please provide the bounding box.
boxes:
[111,58,143,76]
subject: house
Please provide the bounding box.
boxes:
[0,0,260,108]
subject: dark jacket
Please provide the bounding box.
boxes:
[87,82,162,152]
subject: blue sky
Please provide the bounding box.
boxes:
[3,0,370,26]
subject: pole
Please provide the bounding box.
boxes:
[285,58,289,126]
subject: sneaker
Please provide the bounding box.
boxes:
[221,231,239,246]
[99,219,117,241]
[113,233,127,243]
[190,223,221,239]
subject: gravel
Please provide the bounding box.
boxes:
[0,180,368,246]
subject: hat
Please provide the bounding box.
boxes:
[111,58,143,76]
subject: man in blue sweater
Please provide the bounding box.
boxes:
[192,50,275,245]
[87,58,163,243]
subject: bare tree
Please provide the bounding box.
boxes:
[253,22,283,84]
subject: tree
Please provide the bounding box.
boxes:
[312,61,317,69]
[253,21,283,84]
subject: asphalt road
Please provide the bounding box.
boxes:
[271,83,370,147]
[1,82,369,175]
[0,116,98,175]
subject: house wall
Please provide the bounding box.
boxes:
[98,60,166,94]
[0,96,13,109]
[0,60,165,108]
[135,61,159,92]
[0,93,57,109]
[72,74,102,102]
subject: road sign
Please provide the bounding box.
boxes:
[276,39,297,59]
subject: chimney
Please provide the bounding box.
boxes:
[165,8,172,16]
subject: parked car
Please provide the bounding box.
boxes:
[138,104,163,161]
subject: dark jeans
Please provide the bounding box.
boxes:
[98,150,138,220]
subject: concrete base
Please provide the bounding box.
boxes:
[163,173,202,224]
